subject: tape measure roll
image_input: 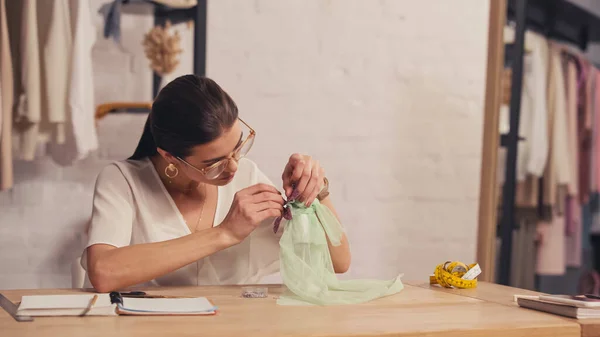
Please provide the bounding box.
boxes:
[429,261,481,289]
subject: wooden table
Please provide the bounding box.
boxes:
[0,284,580,337]
[407,281,600,337]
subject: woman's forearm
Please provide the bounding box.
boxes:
[87,227,236,292]
[320,196,351,273]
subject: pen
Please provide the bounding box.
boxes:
[116,291,192,299]
[80,294,98,317]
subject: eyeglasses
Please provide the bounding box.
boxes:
[176,118,255,180]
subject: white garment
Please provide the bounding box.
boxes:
[45,0,98,166]
[42,0,72,145]
[516,32,549,180]
[68,0,98,161]
[497,30,550,183]
[80,158,281,287]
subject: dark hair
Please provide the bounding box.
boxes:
[129,75,239,160]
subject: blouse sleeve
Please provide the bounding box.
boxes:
[80,163,134,270]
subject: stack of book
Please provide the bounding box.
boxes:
[517,294,600,319]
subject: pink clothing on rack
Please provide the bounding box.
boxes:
[563,53,590,269]
[576,57,593,205]
[595,70,600,193]
[565,195,582,267]
[564,58,579,238]
[536,215,566,275]
[591,68,597,193]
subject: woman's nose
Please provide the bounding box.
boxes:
[226,157,238,173]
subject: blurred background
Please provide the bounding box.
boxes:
[1,0,597,295]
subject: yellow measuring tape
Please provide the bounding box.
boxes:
[429,261,481,289]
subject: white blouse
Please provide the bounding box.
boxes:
[80,157,282,287]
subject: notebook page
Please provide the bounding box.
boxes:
[19,294,113,310]
[121,297,216,313]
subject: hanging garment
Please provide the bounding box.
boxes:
[563,55,591,268]
[590,70,597,193]
[565,58,580,197]
[583,197,595,252]
[496,31,548,186]
[71,0,98,161]
[510,218,537,290]
[51,0,98,164]
[543,44,571,214]
[595,70,600,194]
[277,200,403,305]
[536,213,566,275]
[591,71,600,234]
[535,48,575,277]
[40,0,72,145]
[576,57,593,205]
[0,70,2,138]
[514,175,539,212]
[565,196,582,267]
[541,55,557,216]
[515,32,549,181]
[14,0,42,161]
[592,193,600,235]
[591,71,600,235]
[0,0,13,191]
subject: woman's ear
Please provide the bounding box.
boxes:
[156,147,177,163]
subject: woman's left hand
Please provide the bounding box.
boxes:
[282,153,325,207]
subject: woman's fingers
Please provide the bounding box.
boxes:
[241,183,280,197]
[255,201,284,213]
[251,191,285,205]
[293,160,313,201]
[300,161,321,204]
[305,181,322,207]
[289,160,306,200]
[283,154,303,198]
[257,208,284,221]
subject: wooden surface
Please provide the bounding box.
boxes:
[407,280,541,307]
[0,284,580,337]
[408,281,600,337]
[476,0,506,283]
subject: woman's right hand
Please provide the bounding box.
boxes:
[219,183,285,244]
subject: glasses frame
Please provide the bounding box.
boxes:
[176,118,255,180]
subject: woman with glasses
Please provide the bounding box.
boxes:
[81,75,351,292]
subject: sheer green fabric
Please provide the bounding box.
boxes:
[276,200,404,306]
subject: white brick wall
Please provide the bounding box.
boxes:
[0,0,489,289]
[207,0,489,281]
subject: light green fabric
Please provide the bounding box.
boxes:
[277,200,404,306]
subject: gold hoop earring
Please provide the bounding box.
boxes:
[165,163,179,180]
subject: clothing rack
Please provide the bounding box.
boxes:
[96,0,207,120]
[498,0,600,286]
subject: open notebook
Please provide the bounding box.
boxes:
[16,293,217,317]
